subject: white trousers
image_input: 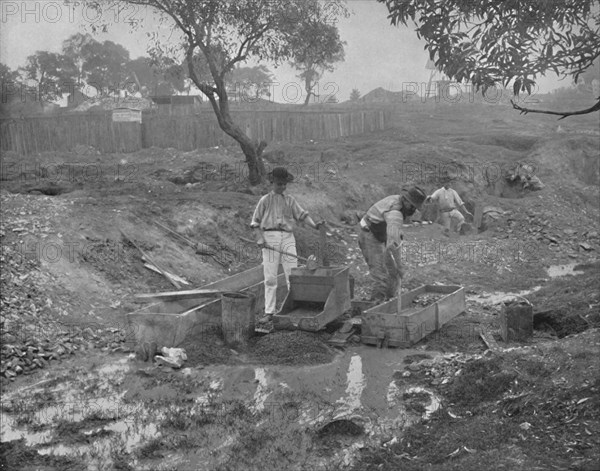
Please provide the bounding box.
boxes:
[262,231,297,315]
[439,209,465,232]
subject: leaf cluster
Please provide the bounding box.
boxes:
[381,0,600,96]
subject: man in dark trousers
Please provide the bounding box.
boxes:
[358,186,427,303]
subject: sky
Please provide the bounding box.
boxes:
[0,0,568,102]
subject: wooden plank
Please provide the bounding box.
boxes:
[201,264,276,291]
[143,263,190,285]
[328,319,360,346]
[120,229,181,289]
[135,288,230,302]
[479,327,501,353]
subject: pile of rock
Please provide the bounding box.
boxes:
[404,352,485,387]
[1,324,133,380]
[1,215,132,381]
[411,293,443,307]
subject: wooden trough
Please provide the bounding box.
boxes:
[273,266,352,332]
[361,284,466,348]
[125,265,287,348]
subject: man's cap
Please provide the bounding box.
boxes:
[403,186,427,209]
[268,167,294,183]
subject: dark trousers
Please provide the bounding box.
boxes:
[358,229,400,302]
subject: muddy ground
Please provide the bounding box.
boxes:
[1,99,599,470]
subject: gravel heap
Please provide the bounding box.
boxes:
[250,331,335,365]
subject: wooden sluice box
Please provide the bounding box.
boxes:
[126,265,288,348]
[361,284,466,348]
[274,266,352,332]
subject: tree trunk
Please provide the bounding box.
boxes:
[185,48,267,185]
[215,114,266,185]
[303,75,313,106]
[203,91,267,185]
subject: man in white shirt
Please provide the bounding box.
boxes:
[250,167,322,324]
[426,180,473,233]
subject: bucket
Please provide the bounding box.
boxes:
[500,299,533,342]
[221,291,256,347]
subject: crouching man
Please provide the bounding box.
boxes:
[426,179,473,234]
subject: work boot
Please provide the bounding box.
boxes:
[258,312,274,324]
[256,319,274,333]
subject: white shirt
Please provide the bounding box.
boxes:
[250,191,308,231]
[429,187,463,211]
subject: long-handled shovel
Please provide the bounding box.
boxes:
[239,236,318,270]
[386,242,403,314]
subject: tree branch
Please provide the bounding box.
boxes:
[510,98,600,120]
[222,23,271,78]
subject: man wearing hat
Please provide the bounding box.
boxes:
[250,167,323,324]
[425,179,472,234]
[358,186,427,303]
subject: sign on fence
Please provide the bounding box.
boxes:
[112,108,142,123]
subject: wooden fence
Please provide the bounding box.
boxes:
[0,112,142,155]
[0,108,391,155]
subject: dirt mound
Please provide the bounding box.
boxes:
[466,133,539,152]
[528,268,599,329]
[179,329,335,367]
[179,328,238,366]
[531,136,599,187]
[250,331,335,365]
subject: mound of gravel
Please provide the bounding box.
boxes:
[250,331,335,365]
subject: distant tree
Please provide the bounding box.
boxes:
[0,62,19,85]
[0,63,21,114]
[62,33,98,87]
[84,40,130,92]
[20,51,77,101]
[349,88,361,102]
[226,65,274,101]
[289,21,346,105]
[126,56,186,96]
[381,0,600,118]
[116,0,346,185]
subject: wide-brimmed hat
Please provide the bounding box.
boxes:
[402,186,427,209]
[268,167,294,183]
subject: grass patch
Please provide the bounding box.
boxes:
[446,357,515,407]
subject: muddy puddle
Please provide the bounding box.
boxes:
[1,346,442,469]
